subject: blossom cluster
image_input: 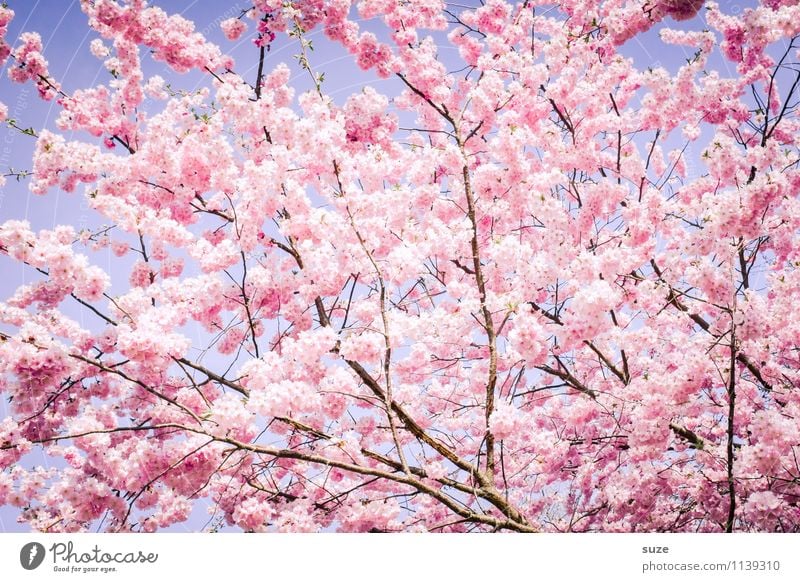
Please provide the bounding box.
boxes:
[0,0,798,533]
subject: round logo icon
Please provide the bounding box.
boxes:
[20,542,46,570]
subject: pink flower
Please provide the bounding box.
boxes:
[2,0,800,535]
[143,75,168,99]
[129,260,154,287]
[111,240,129,257]
[661,0,705,21]
[89,39,109,58]
[160,257,183,279]
[220,18,247,41]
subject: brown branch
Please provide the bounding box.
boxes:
[396,73,453,123]
[174,357,249,397]
[649,259,775,393]
[725,324,737,533]
[539,84,574,141]
[239,251,261,358]
[69,352,203,424]
[457,147,498,478]
[583,340,628,385]
[0,423,189,450]
[254,44,266,99]
[346,205,410,475]
[214,432,537,532]
[536,362,598,400]
[669,423,705,450]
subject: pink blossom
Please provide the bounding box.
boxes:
[220,18,247,41]
[0,0,798,535]
[111,240,129,257]
[89,39,109,58]
[662,0,705,21]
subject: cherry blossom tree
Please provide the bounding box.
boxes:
[1,0,800,533]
